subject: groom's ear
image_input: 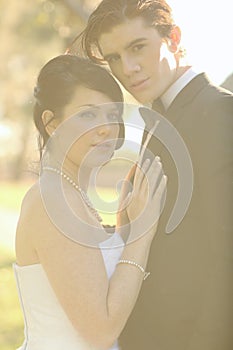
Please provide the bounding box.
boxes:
[167,26,181,53]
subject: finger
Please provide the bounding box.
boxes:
[133,158,151,192]
[147,174,167,224]
[118,191,132,212]
[138,120,160,167]
[135,174,167,229]
[146,156,162,179]
[134,156,160,186]
[153,174,167,200]
[138,156,162,198]
[147,158,163,194]
[125,163,137,182]
[118,164,136,203]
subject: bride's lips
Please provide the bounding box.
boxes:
[130,78,150,91]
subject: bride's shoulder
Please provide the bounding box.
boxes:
[19,181,48,223]
[15,182,50,264]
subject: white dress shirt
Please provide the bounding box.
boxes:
[161,67,202,110]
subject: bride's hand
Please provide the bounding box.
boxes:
[127,157,166,220]
[117,122,167,239]
[116,164,136,228]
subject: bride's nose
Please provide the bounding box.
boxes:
[96,116,112,136]
[97,124,111,136]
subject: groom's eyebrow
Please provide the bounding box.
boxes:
[125,38,147,49]
[102,38,147,60]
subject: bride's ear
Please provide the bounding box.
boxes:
[41,110,57,136]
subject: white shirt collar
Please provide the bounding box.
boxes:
[161,67,203,110]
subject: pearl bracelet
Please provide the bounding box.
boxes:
[117,259,151,281]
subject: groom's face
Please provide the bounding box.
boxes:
[99,17,177,104]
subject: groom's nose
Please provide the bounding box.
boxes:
[121,55,141,76]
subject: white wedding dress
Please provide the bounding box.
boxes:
[13,233,124,350]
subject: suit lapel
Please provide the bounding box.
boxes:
[166,73,210,120]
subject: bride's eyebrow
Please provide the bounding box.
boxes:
[74,104,101,113]
[79,104,119,112]
[78,104,96,108]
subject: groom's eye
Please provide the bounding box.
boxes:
[132,44,145,52]
[105,54,120,64]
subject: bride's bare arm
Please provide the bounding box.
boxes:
[16,128,166,350]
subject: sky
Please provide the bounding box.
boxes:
[168,0,233,84]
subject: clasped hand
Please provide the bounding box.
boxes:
[117,123,167,241]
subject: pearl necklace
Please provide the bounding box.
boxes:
[43,167,103,223]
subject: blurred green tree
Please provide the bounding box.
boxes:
[0,0,97,180]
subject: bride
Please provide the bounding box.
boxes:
[14,54,167,350]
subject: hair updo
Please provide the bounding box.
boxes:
[33,54,125,159]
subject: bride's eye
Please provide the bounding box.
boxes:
[80,110,96,119]
[107,112,119,122]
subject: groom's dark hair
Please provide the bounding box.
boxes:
[67,0,174,63]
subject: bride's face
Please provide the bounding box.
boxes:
[54,85,121,168]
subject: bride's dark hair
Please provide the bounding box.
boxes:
[33,54,125,159]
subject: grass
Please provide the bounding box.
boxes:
[0,180,118,224]
[0,181,33,350]
[0,181,32,211]
[0,248,24,350]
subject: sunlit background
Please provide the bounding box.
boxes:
[0,1,232,349]
[169,0,233,85]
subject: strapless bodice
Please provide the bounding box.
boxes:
[14,233,124,350]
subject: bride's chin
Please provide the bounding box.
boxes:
[89,155,114,168]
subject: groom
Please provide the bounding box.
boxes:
[69,1,233,349]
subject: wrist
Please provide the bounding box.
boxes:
[117,259,151,281]
[128,221,156,244]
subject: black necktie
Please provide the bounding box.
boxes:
[138,107,164,161]
[152,98,166,115]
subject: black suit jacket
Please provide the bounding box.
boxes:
[119,74,233,350]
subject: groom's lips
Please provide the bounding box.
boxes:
[130,78,150,91]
